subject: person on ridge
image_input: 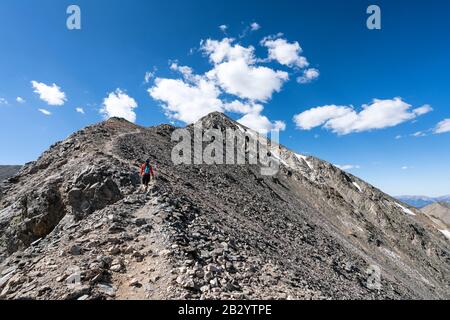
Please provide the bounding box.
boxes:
[140,159,155,192]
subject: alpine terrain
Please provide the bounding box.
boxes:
[0,166,21,183]
[0,112,448,300]
[421,202,450,233]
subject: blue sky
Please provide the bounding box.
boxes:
[0,0,449,196]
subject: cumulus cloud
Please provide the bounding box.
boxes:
[238,111,286,134]
[170,62,196,81]
[261,37,309,68]
[224,100,258,114]
[31,81,67,106]
[219,25,228,33]
[201,38,289,101]
[16,97,25,103]
[100,89,138,123]
[201,38,255,65]
[149,74,285,133]
[221,101,284,133]
[149,77,223,124]
[294,98,432,135]
[149,36,305,133]
[76,107,85,114]
[434,118,450,134]
[207,59,288,102]
[0,98,7,105]
[250,22,261,31]
[412,104,432,116]
[335,164,360,171]
[293,105,352,130]
[38,108,51,116]
[297,68,320,84]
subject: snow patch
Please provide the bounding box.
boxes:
[352,182,363,193]
[295,154,313,170]
[379,247,401,261]
[395,203,416,216]
[236,123,249,135]
[271,152,288,167]
[439,229,450,240]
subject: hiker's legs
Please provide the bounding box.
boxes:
[141,175,147,192]
[143,174,150,192]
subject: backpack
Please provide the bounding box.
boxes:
[144,165,151,174]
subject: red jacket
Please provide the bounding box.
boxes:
[140,163,155,176]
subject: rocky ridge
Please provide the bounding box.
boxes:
[0,113,448,300]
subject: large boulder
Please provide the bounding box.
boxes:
[68,169,123,220]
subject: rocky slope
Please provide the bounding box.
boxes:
[421,202,450,231]
[0,113,448,300]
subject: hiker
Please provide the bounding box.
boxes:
[140,159,155,192]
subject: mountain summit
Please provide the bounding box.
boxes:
[0,113,448,300]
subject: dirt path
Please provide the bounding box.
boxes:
[114,183,177,300]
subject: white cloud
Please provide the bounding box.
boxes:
[294,98,430,135]
[413,104,432,116]
[238,111,286,134]
[297,68,320,84]
[335,164,360,171]
[201,38,289,101]
[144,67,158,84]
[201,38,255,64]
[16,97,25,103]
[149,77,223,124]
[293,105,353,130]
[170,62,196,81]
[0,98,7,105]
[224,100,259,114]
[219,25,228,33]
[31,81,67,106]
[144,72,154,84]
[149,36,304,131]
[207,58,288,102]
[434,118,450,134]
[76,107,85,114]
[149,71,287,133]
[38,108,51,116]
[250,22,261,31]
[100,89,138,123]
[401,166,410,170]
[261,37,309,68]
[395,135,402,139]
[411,131,426,137]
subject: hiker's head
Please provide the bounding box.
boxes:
[146,159,150,165]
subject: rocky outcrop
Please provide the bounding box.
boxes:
[0,113,448,300]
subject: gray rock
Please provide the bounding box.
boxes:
[97,283,116,297]
[69,245,82,256]
[0,112,448,301]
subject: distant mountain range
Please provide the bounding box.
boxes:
[396,195,450,208]
[0,165,21,182]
